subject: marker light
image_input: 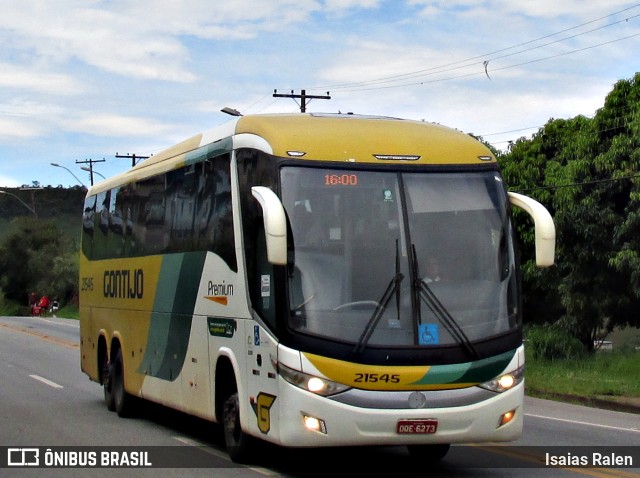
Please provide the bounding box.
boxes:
[498,409,516,428]
[373,154,421,161]
[479,365,524,393]
[279,363,350,397]
[287,151,306,157]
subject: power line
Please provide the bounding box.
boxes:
[331,31,640,93]
[514,172,640,194]
[314,4,640,92]
[484,96,640,149]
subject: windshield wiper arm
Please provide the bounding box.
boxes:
[411,245,478,359]
[353,240,403,355]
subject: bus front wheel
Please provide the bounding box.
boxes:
[222,390,253,463]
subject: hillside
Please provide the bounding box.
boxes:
[0,186,86,244]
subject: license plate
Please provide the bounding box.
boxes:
[397,419,438,434]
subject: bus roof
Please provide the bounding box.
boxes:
[235,113,495,165]
[88,113,495,195]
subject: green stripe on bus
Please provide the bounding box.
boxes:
[137,252,207,381]
[410,349,516,386]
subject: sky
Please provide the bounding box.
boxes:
[1,0,640,189]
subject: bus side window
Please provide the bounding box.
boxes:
[167,167,197,253]
[93,191,109,260]
[117,185,134,256]
[82,195,96,259]
[196,154,236,271]
[107,187,124,258]
[140,175,167,255]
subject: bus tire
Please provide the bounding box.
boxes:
[222,388,253,463]
[111,347,136,418]
[407,444,450,461]
[102,352,115,412]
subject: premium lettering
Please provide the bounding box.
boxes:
[208,280,233,297]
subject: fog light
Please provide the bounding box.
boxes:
[498,409,516,428]
[303,415,327,434]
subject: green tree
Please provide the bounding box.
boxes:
[499,74,640,351]
[0,217,78,308]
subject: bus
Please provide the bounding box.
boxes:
[79,113,555,462]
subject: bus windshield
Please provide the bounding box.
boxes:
[281,166,518,350]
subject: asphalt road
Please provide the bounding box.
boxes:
[1,315,638,478]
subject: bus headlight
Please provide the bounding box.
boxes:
[479,365,524,393]
[279,363,350,397]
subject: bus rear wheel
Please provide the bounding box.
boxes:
[222,389,253,463]
[102,352,115,411]
[111,348,136,417]
[407,444,450,461]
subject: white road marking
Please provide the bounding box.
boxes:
[38,318,79,328]
[172,436,278,476]
[29,374,64,389]
[525,413,640,433]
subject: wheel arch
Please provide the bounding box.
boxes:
[214,348,244,425]
[97,334,109,385]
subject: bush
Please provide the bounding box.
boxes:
[0,289,22,316]
[525,325,587,361]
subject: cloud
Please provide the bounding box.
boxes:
[407,0,636,19]
[0,175,22,187]
[0,1,195,82]
[0,0,384,85]
[0,117,47,140]
[0,63,85,95]
[61,113,181,138]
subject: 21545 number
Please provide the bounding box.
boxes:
[354,373,400,384]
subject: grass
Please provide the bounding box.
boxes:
[525,346,640,399]
[55,304,79,320]
[0,297,79,320]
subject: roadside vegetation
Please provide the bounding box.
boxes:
[497,73,640,352]
[526,349,640,400]
[524,326,640,402]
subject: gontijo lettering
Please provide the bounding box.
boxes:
[103,269,143,299]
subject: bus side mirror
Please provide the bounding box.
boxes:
[251,186,288,265]
[508,192,556,268]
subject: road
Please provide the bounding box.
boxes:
[0,315,638,477]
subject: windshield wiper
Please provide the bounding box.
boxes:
[353,240,403,355]
[411,245,478,359]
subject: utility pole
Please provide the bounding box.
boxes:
[273,89,331,113]
[76,158,105,186]
[116,152,150,167]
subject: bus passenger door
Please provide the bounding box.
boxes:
[244,322,280,442]
[243,222,281,442]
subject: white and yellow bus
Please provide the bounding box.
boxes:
[79,113,555,462]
